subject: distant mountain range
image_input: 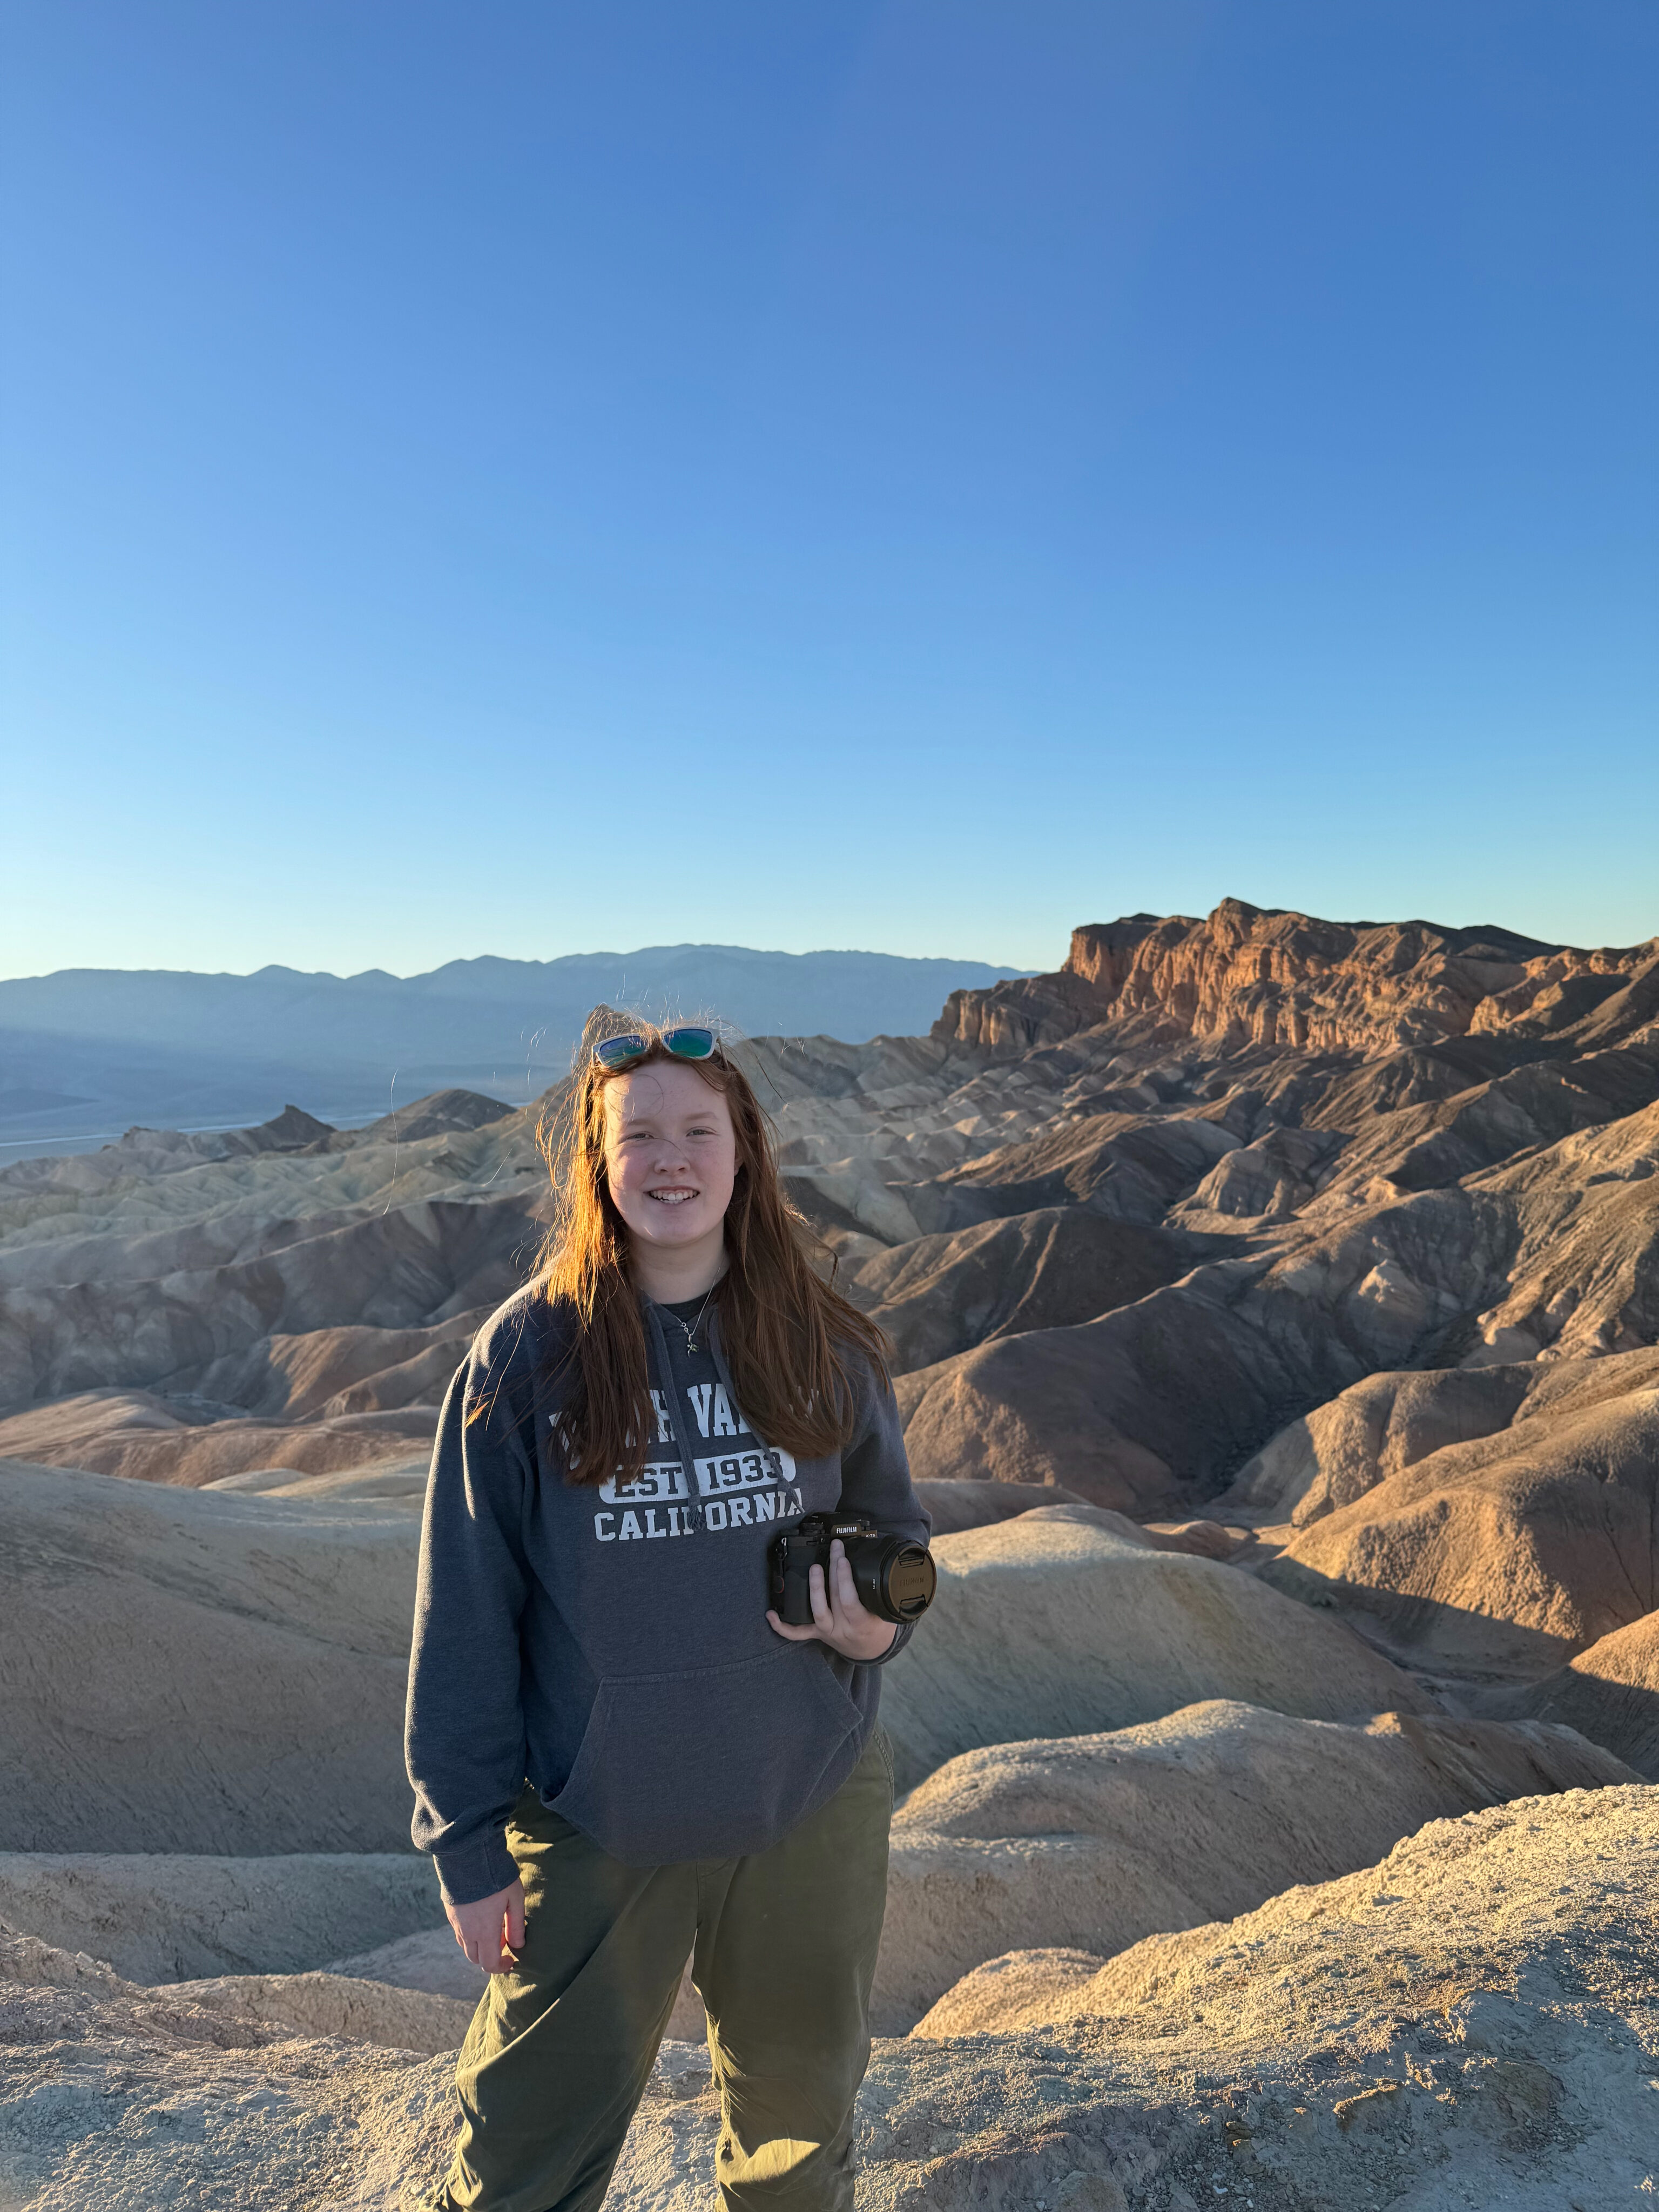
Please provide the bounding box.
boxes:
[0,945,1030,1154]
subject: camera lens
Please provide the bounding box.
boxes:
[843,1532,936,1623]
[768,1518,936,1628]
[881,1542,936,1620]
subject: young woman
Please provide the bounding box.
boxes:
[406,1020,929,2212]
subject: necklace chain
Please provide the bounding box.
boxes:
[677,1283,718,1354]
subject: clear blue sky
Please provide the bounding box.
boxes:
[2,1,1654,979]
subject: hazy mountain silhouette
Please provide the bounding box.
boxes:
[0,944,1028,1151]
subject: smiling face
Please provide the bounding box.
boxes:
[601,1059,739,1269]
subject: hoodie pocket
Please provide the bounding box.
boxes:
[548,1642,864,1865]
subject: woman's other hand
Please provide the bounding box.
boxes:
[766,1539,898,1662]
[446,1877,525,1973]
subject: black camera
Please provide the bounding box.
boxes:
[768,1513,936,1628]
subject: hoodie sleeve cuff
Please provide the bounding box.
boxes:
[433,1829,521,1909]
[867,1619,914,1667]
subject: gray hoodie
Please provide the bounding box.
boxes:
[405,1283,929,1906]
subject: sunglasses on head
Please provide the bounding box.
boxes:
[592,1026,718,1071]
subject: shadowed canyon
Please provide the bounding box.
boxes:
[3,896,1658,2209]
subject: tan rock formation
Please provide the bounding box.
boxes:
[933,1108,1242,1225]
[1312,1038,1659,1193]
[2,921,1655,2207]
[0,1917,469,2206]
[0,1853,440,1986]
[1478,1610,1659,1779]
[326,1924,487,2004]
[872,1698,1634,2030]
[168,1967,473,2055]
[912,1782,1659,2059]
[1,1461,418,1853]
[0,1386,440,1485]
[231,1692,1621,2045]
[9,1786,1657,2209]
[1137,1516,1252,1559]
[204,1455,431,1501]
[1228,1345,1659,1526]
[1461,1094,1659,1359]
[897,1058,1658,1514]
[892,1265,1363,1508]
[3,907,1657,1867]
[5,905,1655,1541]
[878,1506,1430,1789]
[848,1208,1190,1373]
[1262,1352,1659,1676]
[909,1478,1090,1534]
[0,1089,551,1419]
[0,1186,538,1413]
[935,898,1658,1059]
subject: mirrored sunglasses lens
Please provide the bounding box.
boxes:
[594,1034,649,1067]
[664,1028,716,1059]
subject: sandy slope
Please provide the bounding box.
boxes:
[1,1462,417,1853]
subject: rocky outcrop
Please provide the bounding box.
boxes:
[285,1697,1636,2044]
[0,1918,466,2208]
[896,1069,1659,1521]
[873,1698,1635,2029]
[1312,1040,1659,1193]
[5,911,1658,2207]
[1223,1360,1540,1525]
[933,1108,1240,1226]
[892,1284,1309,1507]
[0,1188,539,1414]
[0,1088,554,1426]
[0,1090,516,1192]
[101,1101,342,1166]
[934,897,1657,1060]
[893,1192,1474,1502]
[911,1781,1659,2063]
[1228,1345,1659,1526]
[8,903,1655,1561]
[1460,1093,1659,1360]
[1261,1351,1659,1675]
[349,1089,519,1146]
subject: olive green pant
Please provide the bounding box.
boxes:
[435,1727,894,2212]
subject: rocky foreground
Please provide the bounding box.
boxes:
[2,898,1657,2206]
[3,1786,1655,2210]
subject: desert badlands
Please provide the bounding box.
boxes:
[3,896,1658,2208]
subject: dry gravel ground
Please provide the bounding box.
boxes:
[2,1785,1655,2210]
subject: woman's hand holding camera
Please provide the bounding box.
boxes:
[767,1537,898,1661]
[447,1876,525,1975]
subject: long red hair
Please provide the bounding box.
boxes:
[533,1017,889,1486]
